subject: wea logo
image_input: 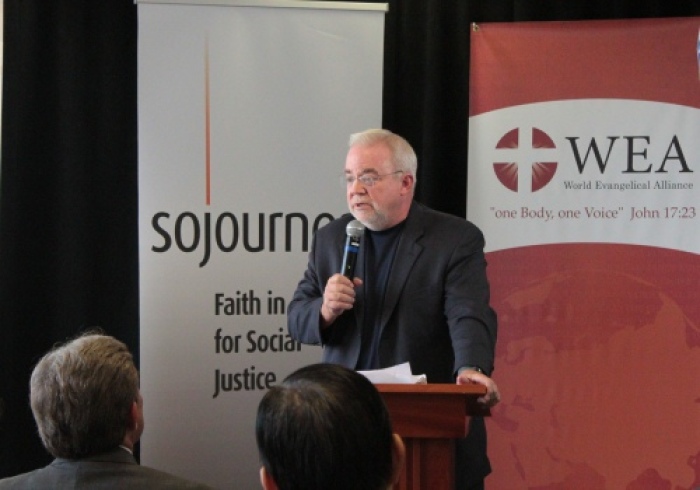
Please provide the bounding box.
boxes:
[493,127,558,193]
[491,126,693,194]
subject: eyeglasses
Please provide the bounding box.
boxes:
[342,170,404,188]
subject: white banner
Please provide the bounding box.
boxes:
[468,99,699,254]
[137,2,386,488]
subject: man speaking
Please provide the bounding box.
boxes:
[287,128,500,489]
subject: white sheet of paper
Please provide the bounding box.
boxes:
[358,362,427,384]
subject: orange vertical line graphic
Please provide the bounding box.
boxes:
[205,39,212,206]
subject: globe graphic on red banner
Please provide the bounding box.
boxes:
[486,244,700,489]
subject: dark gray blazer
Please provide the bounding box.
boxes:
[288,201,498,484]
[0,448,213,489]
[288,201,497,381]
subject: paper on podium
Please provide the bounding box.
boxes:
[358,362,427,384]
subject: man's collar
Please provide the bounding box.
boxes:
[118,445,133,455]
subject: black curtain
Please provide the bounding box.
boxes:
[1,0,698,478]
[0,2,139,475]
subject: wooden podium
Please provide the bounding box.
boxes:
[376,384,488,490]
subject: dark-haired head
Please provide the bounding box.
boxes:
[255,363,404,490]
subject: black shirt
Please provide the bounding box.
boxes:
[356,222,405,369]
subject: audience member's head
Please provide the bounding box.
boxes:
[29,332,143,459]
[255,363,405,490]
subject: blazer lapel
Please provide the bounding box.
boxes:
[380,204,424,326]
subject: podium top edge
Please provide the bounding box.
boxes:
[135,0,389,12]
[374,383,487,396]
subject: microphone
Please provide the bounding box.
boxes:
[341,220,365,278]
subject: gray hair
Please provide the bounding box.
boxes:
[30,333,139,458]
[349,129,418,185]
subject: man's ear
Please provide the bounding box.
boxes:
[400,173,415,195]
[129,400,139,431]
[260,466,279,490]
[120,400,142,451]
[389,433,406,485]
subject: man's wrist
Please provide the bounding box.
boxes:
[320,302,338,327]
[459,366,485,375]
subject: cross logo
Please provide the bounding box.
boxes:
[493,127,558,192]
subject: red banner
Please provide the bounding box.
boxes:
[469,18,700,488]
